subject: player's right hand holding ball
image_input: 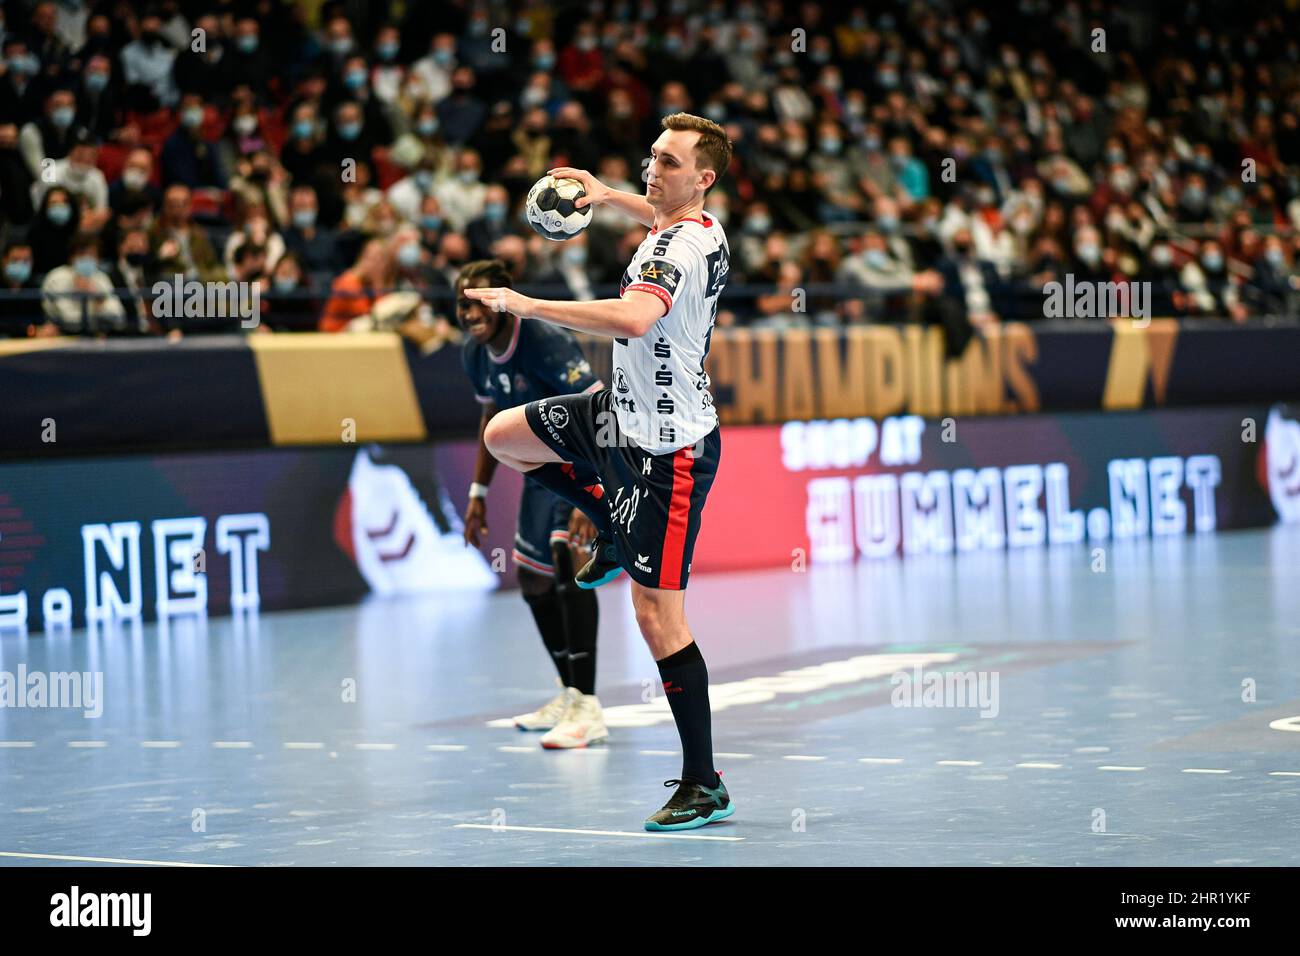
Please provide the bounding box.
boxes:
[546,167,607,209]
[463,496,487,547]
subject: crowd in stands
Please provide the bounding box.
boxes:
[2,0,1300,343]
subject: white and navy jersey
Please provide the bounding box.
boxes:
[615,211,729,454]
[462,318,601,410]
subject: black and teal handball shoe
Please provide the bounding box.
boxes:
[574,535,623,589]
[644,775,734,831]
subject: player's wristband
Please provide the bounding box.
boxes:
[469,482,489,500]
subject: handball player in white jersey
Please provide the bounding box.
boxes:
[464,112,735,831]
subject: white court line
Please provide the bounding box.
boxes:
[0,850,228,867]
[1098,765,1146,772]
[716,752,753,759]
[936,760,982,767]
[454,823,742,842]
[0,741,36,748]
[141,741,181,749]
[1182,768,1231,774]
[355,743,397,751]
[211,741,253,749]
[1015,762,1063,769]
[639,750,677,756]
[426,744,467,752]
[1267,771,1300,777]
[782,755,826,762]
[67,741,108,749]
[859,757,905,764]
[284,742,324,750]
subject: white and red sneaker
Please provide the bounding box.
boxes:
[540,692,609,749]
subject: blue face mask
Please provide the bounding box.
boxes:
[864,250,889,270]
[47,203,72,225]
[52,106,76,128]
[293,119,314,139]
[484,202,505,222]
[292,209,316,229]
[337,121,361,141]
[182,107,204,129]
[85,72,109,93]
[1202,252,1223,271]
[416,118,438,136]
[432,49,453,67]
[397,243,421,267]
[5,260,32,283]
[414,170,434,190]
[330,38,353,57]
[534,53,555,70]
[237,36,258,54]
[562,246,586,265]
[344,70,366,90]
[273,275,297,291]
[1265,248,1285,268]
[73,256,98,277]
[877,215,899,233]
[421,215,442,231]
[377,42,398,61]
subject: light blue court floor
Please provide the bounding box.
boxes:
[1,525,1298,866]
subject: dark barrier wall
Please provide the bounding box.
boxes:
[1,403,1296,632]
[2,322,1299,457]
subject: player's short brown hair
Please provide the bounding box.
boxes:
[456,258,513,290]
[661,112,732,194]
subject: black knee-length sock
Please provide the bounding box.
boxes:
[525,462,614,540]
[553,543,599,696]
[523,589,572,686]
[655,641,717,787]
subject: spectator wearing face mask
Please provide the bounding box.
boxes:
[120,12,179,111]
[31,132,108,228]
[0,242,44,337]
[1069,225,1112,288]
[1135,239,1184,316]
[416,195,447,254]
[19,88,87,179]
[77,54,121,141]
[551,230,596,301]
[261,253,319,332]
[229,18,272,98]
[389,227,444,296]
[387,158,439,224]
[0,122,35,230]
[1181,240,1246,322]
[28,186,79,276]
[321,100,377,186]
[932,226,1005,353]
[465,185,511,260]
[110,148,161,215]
[150,183,225,282]
[283,185,344,276]
[329,56,393,146]
[410,33,457,106]
[41,232,127,335]
[173,13,235,101]
[1243,237,1295,318]
[433,149,487,232]
[108,226,156,333]
[435,66,487,145]
[0,38,44,127]
[160,93,226,188]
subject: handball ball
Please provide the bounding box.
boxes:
[525,175,594,240]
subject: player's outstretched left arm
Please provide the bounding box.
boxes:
[462,286,664,339]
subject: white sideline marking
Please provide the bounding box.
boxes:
[936,760,982,767]
[716,752,753,759]
[782,755,826,762]
[0,850,227,867]
[1267,771,1300,777]
[1182,768,1231,775]
[454,823,742,842]
[858,757,905,764]
[1098,765,1146,772]
[1015,762,1063,769]
[0,741,36,748]
[639,750,677,756]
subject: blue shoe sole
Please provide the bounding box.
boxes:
[644,804,735,831]
[574,566,623,590]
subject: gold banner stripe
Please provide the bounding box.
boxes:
[248,332,427,445]
[1102,321,1150,410]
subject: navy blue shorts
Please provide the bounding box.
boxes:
[513,477,574,577]
[524,387,721,590]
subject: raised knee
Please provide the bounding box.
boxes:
[483,412,511,458]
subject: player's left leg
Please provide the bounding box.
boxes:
[540,525,608,749]
[633,583,732,831]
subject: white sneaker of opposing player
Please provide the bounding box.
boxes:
[513,686,577,732]
[540,692,609,749]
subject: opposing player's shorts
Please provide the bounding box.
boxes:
[513,477,573,577]
[524,387,721,590]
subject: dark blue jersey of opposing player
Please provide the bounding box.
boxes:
[461,316,602,410]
